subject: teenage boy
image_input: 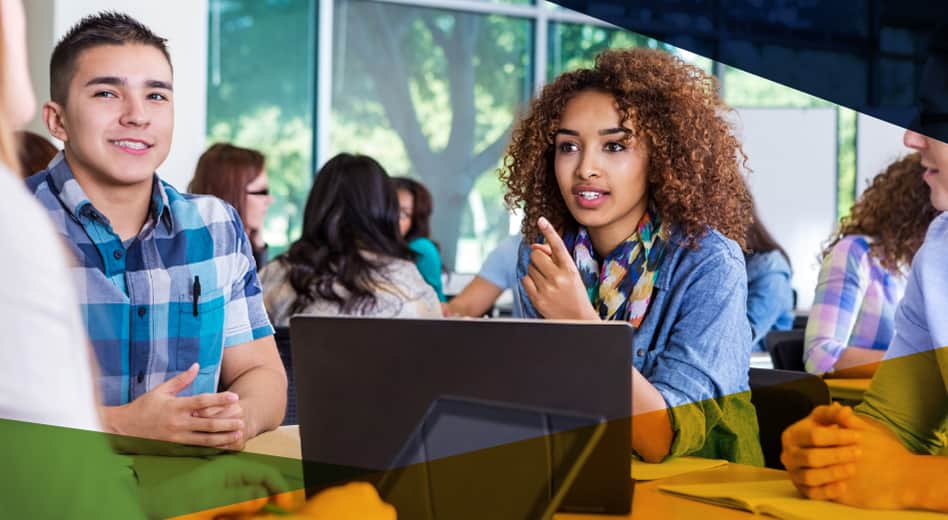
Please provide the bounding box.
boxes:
[780,128,948,512]
[27,12,286,450]
[780,28,948,512]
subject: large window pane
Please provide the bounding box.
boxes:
[723,65,831,108]
[548,23,712,80]
[206,0,316,255]
[332,0,533,271]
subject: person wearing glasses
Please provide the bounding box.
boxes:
[190,142,274,268]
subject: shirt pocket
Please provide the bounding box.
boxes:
[173,286,227,376]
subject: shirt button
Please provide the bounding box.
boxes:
[636,349,645,358]
[136,371,144,384]
[137,306,147,317]
[113,249,123,260]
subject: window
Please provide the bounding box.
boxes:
[206,0,858,272]
[331,0,533,271]
[206,0,316,256]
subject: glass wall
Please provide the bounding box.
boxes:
[722,66,857,217]
[331,0,533,271]
[206,0,857,271]
[206,0,316,256]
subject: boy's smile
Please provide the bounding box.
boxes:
[48,43,173,189]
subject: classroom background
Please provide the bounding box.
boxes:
[23,0,910,310]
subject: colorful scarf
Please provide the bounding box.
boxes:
[567,208,668,328]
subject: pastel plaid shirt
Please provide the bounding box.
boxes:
[803,235,906,374]
[27,153,274,405]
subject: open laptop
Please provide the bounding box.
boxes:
[377,395,605,520]
[290,317,633,515]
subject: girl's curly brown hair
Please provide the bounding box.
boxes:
[822,153,937,271]
[500,48,752,249]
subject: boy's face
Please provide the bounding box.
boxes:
[46,43,173,188]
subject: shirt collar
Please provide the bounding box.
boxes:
[47,151,173,232]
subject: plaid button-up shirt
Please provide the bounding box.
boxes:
[803,235,906,375]
[27,153,273,405]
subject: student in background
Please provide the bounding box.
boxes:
[804,153,937,377]
[502,48,762,465]
[189,143,273,268]
[444,234,523,317]
[393,176,446,301]
[744,202,794,351]
[27,12,286,451]
[0,3,392,518]
[260,153,440,325]
[780,128,948,513]
[15,130,57,178]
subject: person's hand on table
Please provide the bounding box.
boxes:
[191,396,250,451]
[147,457,300,520]
[521,217,598,321]
[293,482,396,520]
[101,364,247,452]
[781,403,915,509]
[231,482,395,520]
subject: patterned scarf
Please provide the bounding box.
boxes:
[565,208,668,328]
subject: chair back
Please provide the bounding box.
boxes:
[274,326,297,425]
[765,329,806,372]
[749,368,830,469]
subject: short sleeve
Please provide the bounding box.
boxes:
[409,238,446,301]
[223,206,274,347]
[478,235,522,290]
[856,217,948,454]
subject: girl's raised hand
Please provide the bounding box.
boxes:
[521,217,599,320]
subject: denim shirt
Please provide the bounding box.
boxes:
[745,251,795,351]
[515,227,764,465]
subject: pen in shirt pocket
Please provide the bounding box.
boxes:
[192,275,201,317]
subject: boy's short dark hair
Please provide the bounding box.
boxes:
[49,11,171,105]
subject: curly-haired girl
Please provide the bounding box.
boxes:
[804,152,938,377]
[501,48,762,464]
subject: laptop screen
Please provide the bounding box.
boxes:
[378,396,604,520]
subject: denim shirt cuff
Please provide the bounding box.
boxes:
[665,400,707,459]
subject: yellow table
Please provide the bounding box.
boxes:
[824,378,872,402]
[245,425,302,459]
[246,426,786,519]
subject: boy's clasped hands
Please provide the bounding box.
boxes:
[781,402,918,510]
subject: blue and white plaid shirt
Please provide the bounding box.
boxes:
[27,153,274,406]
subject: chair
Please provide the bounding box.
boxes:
[749,368,830,469]
[274,326,297,425]
[765,329,806,372]
[792,314,808,330]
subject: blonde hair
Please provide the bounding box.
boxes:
[0,19,20,171]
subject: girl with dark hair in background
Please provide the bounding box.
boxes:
[804,152,938,377]
[260,154,440,326]
[189,142,272,267]
[745,201,794,351]
[392,177,446,301]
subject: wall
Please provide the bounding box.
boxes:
[856,113,911,196]
[732,108,839,310]
[23,0,208,189]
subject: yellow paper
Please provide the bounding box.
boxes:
[630,455,728,481]
[659,480,946,520]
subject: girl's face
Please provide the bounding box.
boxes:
[905,130,948,211]
[397,189,413,237]
[244,170,272,233]
[553,89,649,255]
